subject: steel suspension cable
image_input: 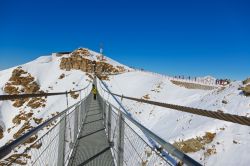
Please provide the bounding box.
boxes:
[0,84,90,101]
[111,93,250,127]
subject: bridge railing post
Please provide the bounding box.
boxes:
[74,105,80,141]
[107,104,112,143]
[105,103,107,127]
[117,111,124,166]
[81,98,86,124]
[102,100,106,123]
[57,112,66,166]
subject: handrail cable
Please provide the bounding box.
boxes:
[0,84,90,101]
[110,93,250,127]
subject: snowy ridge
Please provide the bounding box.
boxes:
[133,69,219,87]
[0,48,249,165]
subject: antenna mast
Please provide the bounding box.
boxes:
[100,43,104,60]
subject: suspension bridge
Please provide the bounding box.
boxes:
[0,76,250,166]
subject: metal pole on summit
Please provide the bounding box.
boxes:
[100,43,104,61]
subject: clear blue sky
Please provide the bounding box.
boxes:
[0,0,249,80]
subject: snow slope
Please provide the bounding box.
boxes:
[103,71,250,166]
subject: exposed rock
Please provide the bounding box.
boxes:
[222,100,228,104]
[59,48,126,80]
[204,147,217,157]
[96,61,119,74]
[5,153,31,165]
[59,73,65,79]
[86,73,94,80]
[13,99,29,108]
[33,117,43,125]
[70,91,79,99]
[141,160,148,166]
[233,140,239,144]
[12,112,34,125]
[241,85,250,96]
[25,82,40,94]
[23,135,38,145]
[97,55,106,61]
[30,142,42,149]
[116,66,126,73]
[72,48,90,56]
[243,78,250,85]
[3,84,19,94]
[173,132,216,153]
[142,94,150,100]
[27,98,46,109]
[13,122,32,139]
[96,74,110,81]
[60,55,90,72]
[4,67,46,110]
[0,128,3,140]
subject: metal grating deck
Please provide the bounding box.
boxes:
[68,97,114,166]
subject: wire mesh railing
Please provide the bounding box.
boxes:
[97,76,201,166]
[0,93,91,166]
[99,94,171,166]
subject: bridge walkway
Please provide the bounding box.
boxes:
[68,96,114,166]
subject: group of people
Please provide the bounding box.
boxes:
[174,75,197,81]
[215,79,230,85]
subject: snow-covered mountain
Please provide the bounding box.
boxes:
[0,48,249,165]
[0,48,129,146]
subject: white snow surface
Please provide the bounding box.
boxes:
[0,48,249,165]
[102,71,250,166]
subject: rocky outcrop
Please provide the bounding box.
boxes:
[59,48,127,80]
[58,73,65,79]
[3,67,46,108]
[241,85,250,96]
[12,112,34,125]
[70,91,79,99]
[4,153,31,165]
[240,78,250,96]
[173,132,216,154]
[13,122,32,139]
[240,77,250,96]
[72,48,90,56]
[2,67,47,144]
[0,128,3,140]
[33,117,43,125]
[243,78,250,85]
[27,98,46,109]
[60,54,90,72]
